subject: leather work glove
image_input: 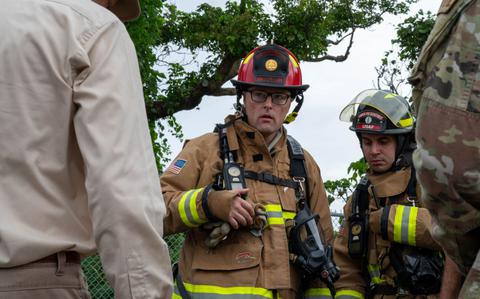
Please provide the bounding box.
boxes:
[203,221,232,248]
[250,203,267,237]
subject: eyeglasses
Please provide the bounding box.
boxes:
[248,90,291,105]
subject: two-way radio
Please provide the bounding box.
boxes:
[218,125,247,191]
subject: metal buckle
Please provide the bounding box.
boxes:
[406,195,417,207]
[293,176,305,191]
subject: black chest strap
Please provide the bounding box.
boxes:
[244,171,299,189]
[241,135,308,194]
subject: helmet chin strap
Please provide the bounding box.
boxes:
[392,132,416,171]
[284,93,304,124]
[234,90,243,113]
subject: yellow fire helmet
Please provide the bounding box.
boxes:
[339,89,414,135]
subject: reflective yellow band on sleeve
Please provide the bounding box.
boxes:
[393,205,404,243]
[178,188,206,227]
[305,287,332,298]
[265,204,296,226]
[408,206,418,246]
[335,289,365,299]
[393,205,419,246]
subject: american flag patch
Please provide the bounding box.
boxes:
[167,159,187,175]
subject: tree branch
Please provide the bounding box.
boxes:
[326,30,354,46]
[208,87,237,96]
[309,28,356,62]
[148,56,241,120]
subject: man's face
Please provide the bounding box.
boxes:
[361,133,396,173]
[243,87,292,142]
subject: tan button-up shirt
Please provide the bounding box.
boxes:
[0,0,172,297]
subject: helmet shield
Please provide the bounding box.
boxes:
[339,89,414,134]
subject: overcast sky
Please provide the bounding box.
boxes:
[164,1,440,211]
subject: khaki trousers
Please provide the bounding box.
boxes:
[0,253,91,299]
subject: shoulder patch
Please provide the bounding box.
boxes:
[167,159,187,175]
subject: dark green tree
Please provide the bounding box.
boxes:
[124,0,418,170]
[376,9,436,93]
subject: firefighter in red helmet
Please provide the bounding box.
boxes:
[232,43,310,124]
[161,44,337,298]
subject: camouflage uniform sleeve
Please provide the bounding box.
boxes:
[161,135,218,235]
[410,0,480,280]
[333,198,366,299]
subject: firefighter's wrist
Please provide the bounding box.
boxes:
[201,184,218,222]
[206,189,237,222]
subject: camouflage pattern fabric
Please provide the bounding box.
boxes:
[409,0,480,297]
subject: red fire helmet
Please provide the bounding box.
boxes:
[231,44,309,94]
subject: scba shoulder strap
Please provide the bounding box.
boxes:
[348,175,371,259]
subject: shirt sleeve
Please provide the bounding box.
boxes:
[72,19,173,298]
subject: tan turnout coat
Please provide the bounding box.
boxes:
[161,114,334,298]
[333,167,441,299]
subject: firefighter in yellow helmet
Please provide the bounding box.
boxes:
[333,89,443,299]
[161,44,337,298]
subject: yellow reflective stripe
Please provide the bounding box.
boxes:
[189,188,203,225]
[367,264,385,284]
[289,54,299,68]
[268,218,285,225]
[178,188,205,227]
[335,289,364,299]
[393,205,419,246]
[305,287,331,298]
[183,282,274,298]
[408,206,418,246]
[264,204,296,226]
[398,117,413,127]
[384,93,397,99]
[243,52,254,64]
[265,204,282,212]
[178,190,194,227]
[393,205,404,243]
